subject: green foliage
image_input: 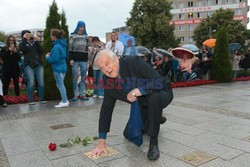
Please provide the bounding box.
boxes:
[0,31,7,42]
[59,136,98,148]
[126,0,179,49]
[42,1,72,100]
[210,27,232,82]
[193,8,246,47]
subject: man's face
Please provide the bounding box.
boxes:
[78,26,85,34]
[111,33,118,42]
[127,40,132,47]
[92,41,99,47]
[97,54,119,78]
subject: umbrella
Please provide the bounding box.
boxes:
[155,49,173,57]
[172,47,194,59]
[136,46,151,56]
[229,43,242,53]
[203,39,216,48]
[182,44,199,54]
[118,33,136,47]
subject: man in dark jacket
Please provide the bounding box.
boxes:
[90,49,173,160]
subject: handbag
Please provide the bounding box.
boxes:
[88,49,98,77]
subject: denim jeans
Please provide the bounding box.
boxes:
[53,72,68,103]
[24,65,44,101]
[182,71,191,81]
[93,70,104,96]
[72,61,87,97]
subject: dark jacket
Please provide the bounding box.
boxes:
[0,47,20,72]
[19,38,43,67]
[99,56,172,134]
[46,39,67,73]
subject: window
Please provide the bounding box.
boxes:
[188,36,193,42]
[178,2,185,8]
[188,2,193,7]
[197,0,203,7]
[206,0,212,5]
[197,12,203,18]
[179,14,184,19]
[188,13,193,19]
[226,0,232,3]
[180,37,185,43]
[171,3,176,9]
[188,25,194,31]
[178,26,185,31]
[236,0,242,2]
[216,0,222,5]
[235,9,243,15]
[207,11,212,17]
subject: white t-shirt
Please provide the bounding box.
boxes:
[105,40,124,57]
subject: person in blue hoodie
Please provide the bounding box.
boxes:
[68,21,89,101]
[46,29,69,108]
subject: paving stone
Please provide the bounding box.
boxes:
[8,151,53,167]
[199,158,240,167]
[162,121,208,136]
[161,131,243,160]
[1,135,39,157]
[51,154,98,167]
[197,132,250,153]
[0,141,10,167]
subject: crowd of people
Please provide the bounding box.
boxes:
[1,20,250,108]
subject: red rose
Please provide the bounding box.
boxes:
[49,143,57,151]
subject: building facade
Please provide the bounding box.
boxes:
[6,28,44,44]
[170,0,248,45]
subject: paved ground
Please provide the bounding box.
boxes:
[1,81,250,167]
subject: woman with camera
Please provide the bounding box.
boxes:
[0,35,20,96]
[19,30,46,105]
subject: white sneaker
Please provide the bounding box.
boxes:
[92,95,98,98]
[98,96,104,99]
[55,101,69,108]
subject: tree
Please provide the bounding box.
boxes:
[126,0,179,49]
[193,8,246,47]
[0,31,7,42]
[42,0,62,100]
[60,10,73,98]
[210,27,232,82]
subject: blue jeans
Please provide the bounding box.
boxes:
[182,71,191,81]
[93,70,104,96]
[53,72,68,103]
[72,61,87,97]
[24,65,44,101]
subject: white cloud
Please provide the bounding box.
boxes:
[0,0,135,41]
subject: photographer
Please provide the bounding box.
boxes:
[19,30,46,105]
[0,35,20,96]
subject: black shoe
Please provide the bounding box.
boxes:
[160,116,167,124]
[147,144,160,160]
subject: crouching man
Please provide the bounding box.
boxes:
[90,49,173,160]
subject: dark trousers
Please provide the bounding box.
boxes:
[122,88,173,138]
[3,70,20,96]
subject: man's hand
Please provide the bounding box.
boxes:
[90,139,108,158]
[127,88,142,103]
[70,60,74,66]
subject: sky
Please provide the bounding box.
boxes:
[0,0,135,42]
[0,0,249,42]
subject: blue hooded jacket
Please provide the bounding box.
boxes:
[72,21,87,35]
[46,39,67,73]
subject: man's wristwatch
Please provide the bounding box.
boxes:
[132,91,136,97]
